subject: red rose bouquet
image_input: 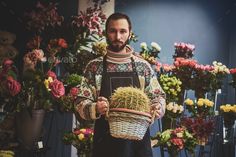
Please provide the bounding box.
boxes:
[0,59,21,112]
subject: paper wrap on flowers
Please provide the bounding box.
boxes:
[108,87,152,140]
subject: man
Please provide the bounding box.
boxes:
[76,12,166,157]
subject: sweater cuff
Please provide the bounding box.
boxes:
[90,102,101,119]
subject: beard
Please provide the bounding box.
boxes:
[107,39,129,52]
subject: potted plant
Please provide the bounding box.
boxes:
[108,87,152,140]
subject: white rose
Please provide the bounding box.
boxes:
[140,42,147,49]
[178,105,184,113]
[166,102,174,111]
[151,42,161,51]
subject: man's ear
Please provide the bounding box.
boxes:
[128,31,132,40]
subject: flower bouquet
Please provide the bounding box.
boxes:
[0,60,20,151]
[184,98,214,118]
[152,127,197,157]
[173,42,195,59]
[192,64,215,99]
[139,42,161,65]
[181,116,215,145]
[162,102,184,130]
[158,74,182,103]
[0,59,21,113]
[229,68,236,89]
[210,61,229,91]
[220,104,236,128]
[63,128,94,156]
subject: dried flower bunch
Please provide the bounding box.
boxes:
[110,87,150,113]
[181,116,215,145]
[24,2,64,33]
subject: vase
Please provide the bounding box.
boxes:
[77,151,91,157]
[0,150,14,157]
[197,137,208,146]
[223,114,235,128]
[167,150,179,157]
[16,109,45,149]
[162,117,176,131]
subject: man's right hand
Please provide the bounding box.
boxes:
[96,96,109,115]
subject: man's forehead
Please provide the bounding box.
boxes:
[107,19,129,31]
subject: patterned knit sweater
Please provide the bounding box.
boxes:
[76,47,166,120]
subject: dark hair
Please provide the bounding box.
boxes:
[105,13,132,32]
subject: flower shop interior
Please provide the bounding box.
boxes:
[0,0,236,157]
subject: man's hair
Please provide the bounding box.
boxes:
[105,13,132,32]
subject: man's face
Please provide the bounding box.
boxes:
[106,19,130,52]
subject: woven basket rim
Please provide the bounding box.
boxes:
[109,108,151,118]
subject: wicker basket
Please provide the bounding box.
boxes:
[108,108,152,140]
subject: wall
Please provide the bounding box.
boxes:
[228,2,236,103]
[115,0,233,156]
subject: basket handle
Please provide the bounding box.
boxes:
[105,105,109,120]
[150,111,156,124]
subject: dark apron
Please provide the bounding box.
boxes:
[92,56,153,157]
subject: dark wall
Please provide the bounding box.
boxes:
[0,0,78,66]
[0,1,78,157]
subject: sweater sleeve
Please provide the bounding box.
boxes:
[75,60,101,120]
[144,64,166,118]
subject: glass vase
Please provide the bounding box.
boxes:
[167,150,179,157]
[77,151,91,157]
[162,117,176,131]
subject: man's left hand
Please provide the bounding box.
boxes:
[150,103,162,119]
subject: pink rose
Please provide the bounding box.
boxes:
[49,79,65,98]
[230,68,236,74]
[2,59,13,69]
[47,70,57,80]
[5,76,21,96]
[69,87,79,97]
[58,38,68,48]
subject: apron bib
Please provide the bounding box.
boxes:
[92,56,153,157]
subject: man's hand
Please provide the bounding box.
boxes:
[96,96,109,115]
[150,103,162,119]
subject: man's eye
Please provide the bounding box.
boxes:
[120,30,127,34]
[109,29,116,33]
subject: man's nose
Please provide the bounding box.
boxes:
[115,32,121,40]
